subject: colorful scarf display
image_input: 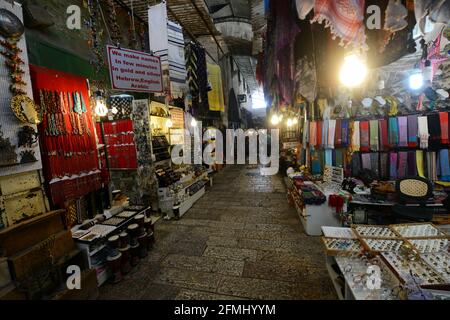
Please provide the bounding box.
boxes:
[310,121,317,147]
[341,120,349,147]
[379,119,389,151]
[352,121,360,152]
[311,0,366,49]
[360,121,370,152]
[407,115,418,148]
[369,120,379,151]
[439,149,450,182]
[439,112,449,145]
[335,119,342,147]
[317,121,323,146]
[388,117,399,147]
[380,153,389,180]
[428,113,441,150]
[418,116,429,149]
[398,116,408,147]
[390,152,398,179]
[328,119,336,149]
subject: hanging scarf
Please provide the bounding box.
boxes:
[398,151,408,178]
[322,120,329,148]
[379,119,389,151]
[303,120,309,147]
[407,115,418,148]
[439,112,449,145]
[362,153,371,170]
[388,117,399,147]
[335,119,342,147]
[380,153,389,180]
[335,149,344,168]
[439,149,450,182]
[427,151,437,181]
[341,119,349,147]
[428,113,442,150]
[371,153,380,178]
[398,116,408,147]
[389,152,398,180]
[351,152,362,176]
[317,121,323,147]
[310,121,317,147]
[416,150,425,178]
[360,121,370,152]
[311,0,366,49]
[369,120,379,151]
[325,149,333,166]
[407,151,417,176]
[352,121,360,152]
[328,119,336,149]
[418,116,430,149]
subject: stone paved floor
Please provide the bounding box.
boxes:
[99,165,337,300]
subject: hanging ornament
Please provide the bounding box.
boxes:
[106,0,121,45]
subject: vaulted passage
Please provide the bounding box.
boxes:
[99,165,336,300]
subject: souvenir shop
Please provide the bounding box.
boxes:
[0,0,218,299]
[261,0,450,299]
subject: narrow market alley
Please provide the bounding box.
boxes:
[99,165,337,300]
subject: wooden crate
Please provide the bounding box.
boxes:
[0,210,65,257]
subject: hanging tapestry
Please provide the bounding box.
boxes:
[207,63,225,112]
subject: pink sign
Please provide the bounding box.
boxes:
[107,45,163,93]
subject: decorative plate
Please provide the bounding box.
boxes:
[11,94,40,124]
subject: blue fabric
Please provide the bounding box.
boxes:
[439,149,450,181]
[325,149,333,166]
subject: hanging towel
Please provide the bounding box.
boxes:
[388,117,399,147]
[428,113,441,150]
[398,116,408,147]
[398,151,408,178]
[352,121,360,152]
[369,120,379,151]
[328,119,336,149]
[380,153,389,180]
[439,112,449,145]
[362,153,372,170]
[407,115,418,148]
[390,152,398,180]
[418,116,429,149]
[439,149,450,181]
[341,119,349,147]
[416,150,425,178]
[379,119,389,151]
[360,121,370,152]
[335,119,342,147]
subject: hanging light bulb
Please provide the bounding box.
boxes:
[409,69,423,90]
[271,114,279,125]
[166,119,173,128]
[339,54,367,87]
[287,119,293,127]
[191,118,197,127]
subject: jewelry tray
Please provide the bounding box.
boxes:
[361,238,406,253]
[391,223,446,238]
[407,238,449,254]
[322,237,364,256]
[420,252,450,283]
[352,224,399,239]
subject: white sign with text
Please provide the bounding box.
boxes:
[107,45,163,93]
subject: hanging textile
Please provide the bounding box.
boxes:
[398,151,408,178]
[370,153,380,178]
[303,119,310,147]
[317,120,323,147]
[325,149,333,166]
[379,119,389,151]
[360,121,370,152]
[296,0,315,20]
[416,150,425,178]
[341,119,349,147]
[418,116,430,149]
[335,149,344,168]
[398,116,408,147]
[428,113,442,150]
[311,149,322,175]
[427,152,437,181]
[390,152,398,179]
[369,120,379,151]
[30,65,101,205]
[207,63,225,112]
[311,0,366,49]
[362,153,372,170]
[328,119,336,149]
[335,119,342,147]
[407,151,417,176]
[310,121,317,147]
[351,121,361,152]
[351,152,362,176]
[322,120,329,148]
[439,112,449,145]
[388,117,399,147]
[380,153,389,180]
[439,149,450,182]
[185,43,209,115]
[407,114,418,148]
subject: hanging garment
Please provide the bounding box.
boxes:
[317,121,323,146]
[311,0,366,49]
[311,149,322,175]
[322,120,329,148]
[310,121,317,147]
[390,152,398,180]
[439,149,450,181]
[325,149,333,166]
[335,149,344,168]
[428,113,442,150]
[380,153,389,180]
[407,115,419,148]
[427,151,438,181]
[379,119,389,151]
[207,63,225,111]
[369,120,379,151]
[303,120,309,147]
[360,121,370,152]
[352,121,361,152]
[418,116,430,149]
[398,116,408,147]
[370,153,380,178]
[407,151,417,176]
[341,119,349,147]
[398,151,408,178]
[328,119,336,149]
[416,150,425,178]
[335,119,342,147]
[388,117,399,147]
[439,112,449,145]
[362,153,372,170]
[351,152,362,176]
